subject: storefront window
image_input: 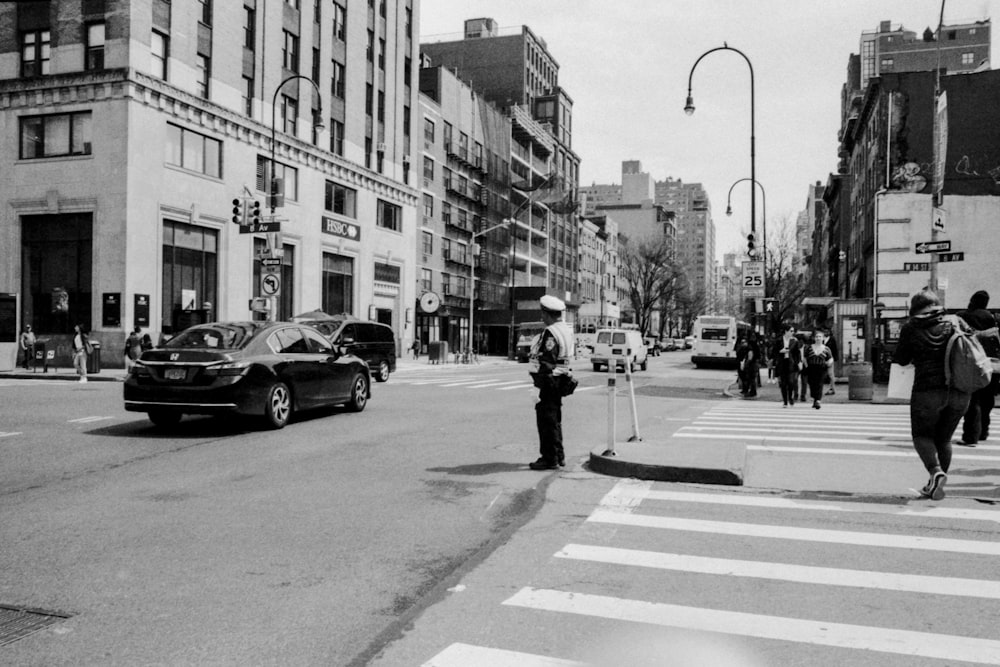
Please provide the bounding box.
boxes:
[21,213,93,333]
[161,220,218,333]
[322,253,354,315]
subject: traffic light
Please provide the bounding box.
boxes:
[249,199,262,226]
[231,198,246,226]
[747,232,757,259]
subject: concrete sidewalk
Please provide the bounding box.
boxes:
[588,372,908,486]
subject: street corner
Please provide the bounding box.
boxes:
[588,440,745,486]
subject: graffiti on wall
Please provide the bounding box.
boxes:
[890,162,929,193]
[955,154,1000,187]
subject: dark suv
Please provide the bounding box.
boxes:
[305,317,397,382]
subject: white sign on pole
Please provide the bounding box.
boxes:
[741,261,765,298]
[932,207,946,233]
[260,272,281,297]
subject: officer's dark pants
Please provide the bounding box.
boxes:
[535,388,564,464]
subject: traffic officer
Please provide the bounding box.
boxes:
[528,295,576,470]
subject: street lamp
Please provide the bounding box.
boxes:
[685,43,756,238]
[725,177,767,270]
[270,75,324,217]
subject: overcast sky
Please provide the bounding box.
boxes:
[419,0,998,260]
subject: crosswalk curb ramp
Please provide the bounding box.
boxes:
[589,441,744,485]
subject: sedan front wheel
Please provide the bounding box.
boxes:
[263,381,292,429]
[347,373,369,412]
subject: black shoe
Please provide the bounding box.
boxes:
[957,439,977,447]
[529,458,559,470]
[981,432,990,441]
[813,400,820,409]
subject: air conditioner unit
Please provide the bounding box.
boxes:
[376,142,386,153]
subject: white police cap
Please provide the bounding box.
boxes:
[540,295,565,312]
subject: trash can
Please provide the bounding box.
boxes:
[428,341,448,364]
[86,342,102,374]
[847,362,873,401]
[34,340,47,372]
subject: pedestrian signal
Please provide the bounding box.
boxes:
[747,233,757,259]
[249,200,262,226]
[231,198,246,226]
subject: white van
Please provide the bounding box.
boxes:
[590,328,648,372]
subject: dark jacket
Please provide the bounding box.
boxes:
[771,335,801,373]
[892,308,955,391]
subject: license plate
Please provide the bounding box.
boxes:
[165,368,186,380]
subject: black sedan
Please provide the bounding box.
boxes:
[124,321,371,429]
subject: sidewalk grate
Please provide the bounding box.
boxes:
[0,604,72,646]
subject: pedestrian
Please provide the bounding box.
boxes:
[734,336,751,396]
[72,323,91,383]
[796,329,812,402]
[824,325,840,395]
[744,332,760,397]
[19,324,36,370]
[141,332,154,351]
[764,332,777,384]
[771,322,802,407]
[956,290,999,446]
[124,326,143,373]
[804,329,834,409]
[528,295,576,470]
[410,338,420,359]
[892,289,972,500]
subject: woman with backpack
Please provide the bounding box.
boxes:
[892,290,972,500]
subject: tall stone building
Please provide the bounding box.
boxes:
[0,0,419,369]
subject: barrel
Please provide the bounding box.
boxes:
[847,362,873,401]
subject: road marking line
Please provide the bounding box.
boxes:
[574,385,599,392]
[746,444,1000,461]
[502,588,1000,664]
[586,509,1000,555]
[640,489,1000,523]
[555,544,1000,598]
[687,424,911,435]
[422,642,587,666]
[67,416,113,424]
[440,379,508,387]
[0,432,23,439]
[496,383,535,391]
[469,380,526,389]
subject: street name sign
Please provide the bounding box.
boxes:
[903,262,931,271]
[914,240,951,254]
[936,252,964,262]
[239,222,282,234]
[741,261,765,298]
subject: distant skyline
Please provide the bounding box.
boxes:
[420,0,999,260]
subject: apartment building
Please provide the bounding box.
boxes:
[0,0,419,369]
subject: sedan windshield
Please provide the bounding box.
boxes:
[165,324,257,350]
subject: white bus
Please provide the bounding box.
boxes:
[690,316,751,369]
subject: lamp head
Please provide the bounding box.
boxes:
[312,111,325,132]
[725,205,732,216]
[684,96,695,116]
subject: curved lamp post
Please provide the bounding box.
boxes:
[725,177,767,267]
[685,43,756,237]
[271,75,324,216]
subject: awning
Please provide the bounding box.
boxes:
[801,297,836,308]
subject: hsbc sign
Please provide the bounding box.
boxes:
[321,216,361,242]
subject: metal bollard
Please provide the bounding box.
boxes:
[622,358,642,443]
[602,358,617,456]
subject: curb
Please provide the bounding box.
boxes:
[588,442,745,486]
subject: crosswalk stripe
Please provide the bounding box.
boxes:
[695,416,910,426]
[748,444,1000,460]
[587,509,1000,555]
[640,488,1000,523]
[503,588,1000,663]
[497,383,535,391]
[469,380,526,389]
[439,379,506,387]
[0,432,23,439]
[675,432,1000,459]
[555,543,1000,598]
[685,424,911,435]
[67,416,113,424]
[422,642,587,667]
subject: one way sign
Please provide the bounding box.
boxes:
[915,240,951,254]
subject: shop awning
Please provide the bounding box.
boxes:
[801,297,836,307]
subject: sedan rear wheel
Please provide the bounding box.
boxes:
[375,359,390,382]
[347,373,369,412]
[264,381,292,429]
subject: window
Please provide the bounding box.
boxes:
[423,194,434,217]
[325,181,357,217]
[367,30,374,62]
[405,7,412,37]
[242,75,254,116]
[962,52,974,65]
[165,123,222,178]
[313,0,321,22]
[379,0,386,18]
[20,29,50,77]
[151,30,168,80]
[442,273,451,295]
[20,112,93,159]
[199,0,212,25]
[283,31,299,72]
[365,84,373,116]
[312,47,320,82]
[456,276,468,297]
[423,156,434,180]
[404,56,412,87]
[21,213,93,334]
[243,6,256,49]
[421,231,433,255]
[85,23,105,71]
[441,238,452,261]
[284,0,300,8]
[377,91,385,122]
[880,58,894,70]
[374,262,401,284]
[257,155,298,202]
[364,137,372,169]
[331,60,345,98]
[196,54,211,98]
[378,38,386,70]
[329,119,344,156]
[424,118,435,143]
[281,95,298,135]
[377,200,401,232]
[162,221,217,333]
[332,3,346,41]
[420,268,432,291]
[322,253,354,315]
[441,202,451,224]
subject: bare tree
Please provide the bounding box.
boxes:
[762,215,808,324]
[618,235,684,336]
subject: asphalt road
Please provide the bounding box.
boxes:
[0,351,728,665]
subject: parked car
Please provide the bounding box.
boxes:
[124,321,371,430]
[591,328,648,372]
[659,338,678,352]
[672,338,686,351]
[684,335,696,350]
[301,316,396,382]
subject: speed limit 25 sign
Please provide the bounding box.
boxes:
[742,260,764,297]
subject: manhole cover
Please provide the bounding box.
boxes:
[0,604,72,646]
